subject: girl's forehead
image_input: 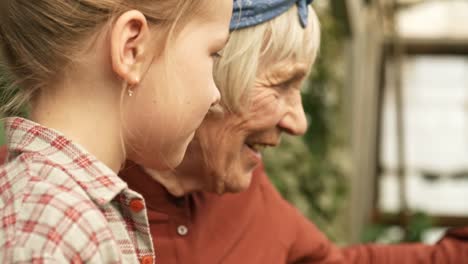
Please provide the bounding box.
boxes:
[197,0,233,23]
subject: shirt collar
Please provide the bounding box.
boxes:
[5,117,128,206]
[120,162,192,220]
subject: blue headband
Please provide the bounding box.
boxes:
[230,0,314,31]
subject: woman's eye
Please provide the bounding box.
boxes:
[273,80,291,90]
[276,78,302,91]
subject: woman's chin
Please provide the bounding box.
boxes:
[221,169,255,194]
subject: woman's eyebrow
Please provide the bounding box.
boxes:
[269,64,308,83]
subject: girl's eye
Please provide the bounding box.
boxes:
[211,51,223,59]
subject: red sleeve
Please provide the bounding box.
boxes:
[287,205,343,264]
[286,207,468,264]
[257,166,468,264]
[342,227,468,263]
[0,145,7,164]
[255,167,343,264]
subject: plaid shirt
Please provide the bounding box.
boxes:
[0,118,155,264]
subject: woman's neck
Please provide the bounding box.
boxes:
[144,165,208,197]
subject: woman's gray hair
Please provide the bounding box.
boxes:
[214,5,320,114]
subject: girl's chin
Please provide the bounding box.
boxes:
[163,132,196,169]
[144,149,185,171]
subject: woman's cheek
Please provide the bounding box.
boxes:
[246,92,283,129]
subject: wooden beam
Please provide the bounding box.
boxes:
[395,0,444,10]
[385,37,468,55]
[373,211,468,227]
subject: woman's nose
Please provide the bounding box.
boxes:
[278,100,307,136]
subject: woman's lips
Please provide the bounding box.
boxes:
[243,139,279,168]
[244,143,262,164]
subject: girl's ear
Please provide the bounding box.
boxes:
[111,10,150,85]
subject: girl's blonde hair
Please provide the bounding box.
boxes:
[0,0,207,114]
[213,5,321,113]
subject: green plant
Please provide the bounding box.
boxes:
[361,212,434,243]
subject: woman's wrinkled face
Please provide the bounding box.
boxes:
[182,60,310,193]
[125,0,231,170]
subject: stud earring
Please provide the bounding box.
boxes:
[127,76,139,97]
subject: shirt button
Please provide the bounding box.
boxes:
[129,199,144,213]
[177,225,188,236]
[140,256,153,264]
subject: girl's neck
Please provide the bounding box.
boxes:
[31,72,125,173]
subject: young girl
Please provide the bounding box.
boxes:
[0,0,231,263]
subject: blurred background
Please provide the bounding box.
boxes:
[264,0,468,245]
[2,0,468,247]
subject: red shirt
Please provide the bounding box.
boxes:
[120,163,343,264]
[0,143,6,164]
[119,163,468,264]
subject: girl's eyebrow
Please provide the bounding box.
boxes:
[213,31,230,50]
[219,32,230,47]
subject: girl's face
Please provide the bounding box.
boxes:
[124,0,232,170]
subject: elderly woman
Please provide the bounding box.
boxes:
[117,0,468,263]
